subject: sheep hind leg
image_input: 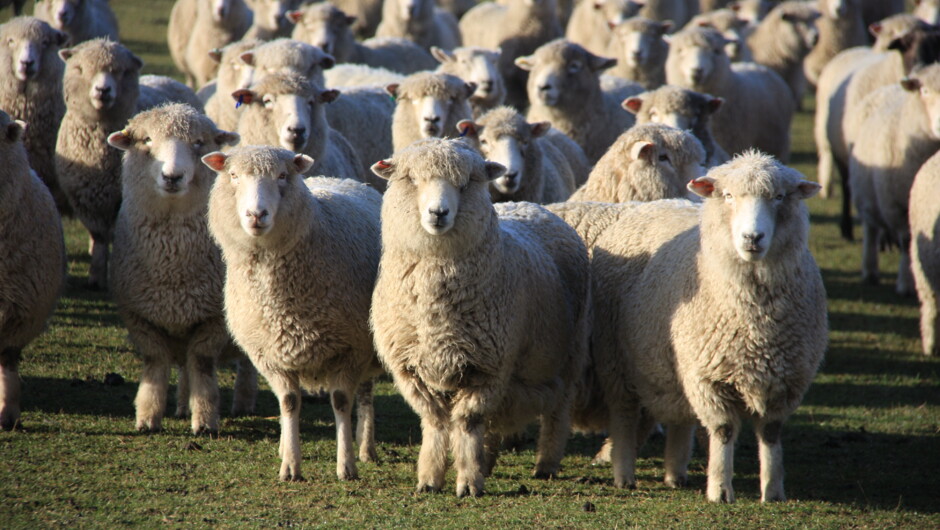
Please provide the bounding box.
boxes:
[231,354,258,416]
[533,402,572,479]
[87,234,110,291]
[861,222,880,285]
[663,421,696,488]
[416,416,449,493]
[267,372,303,481]
[755,418,786,502]
[483,431,500,477]
[330,385,359,480]
[706,421,739,503]
[355,379,377,463]
[896,233,916,296]
[135,357,170,432]
[0,348,23,431]
[186,354,220,436]
[609,402,641,489]
[452,414,485,497]
[175,366,190,418]
[919,287,939,356]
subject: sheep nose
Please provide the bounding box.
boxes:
[480,80,493,91]
[162,172,183,184]
[287,125,306,136]
[423,115,441,124]
[246,209,269,222]
[429,206,449,218]
[96,85,111,96]
[504,171,518,183]
[20,59,34,69]
[690,68,704,80]
[537,83,552,92]
[743,232,764,244]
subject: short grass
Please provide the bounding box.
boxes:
[2,3,940,527]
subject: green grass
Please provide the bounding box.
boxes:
[2,3,940,527]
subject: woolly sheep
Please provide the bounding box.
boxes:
[623,85,730,167]
[137,75,206,112]
[543,128,592,187]
[0,0,25,15]
[375,0,462,51]
[34,0,119,45]
[244,0,303,41]
[288,3,437,74]
[730,0,775,24]
[565,0,644,56]
[203,39,265,131]
[606,18,672,89]
[323,63,405,87]
[456,106,577,203]
[665,26,795,161]
[387,71,475,152]
[106,104,249,434]
[0,17,69,214]
[239,38,334,87]
[517,39,642,164]
[910,150,940,356]
[746,1,821,107]
[432,46,506,118]
[915,0,940,26]
[0,110,66,432]
[549,151,827,502]
[204,145,383,481]
[168,0,253,88]
[686,8,753,62]
[848,65,940,295]
[369,138,589,497]
[803,0,868,89]
[568,122,706,202]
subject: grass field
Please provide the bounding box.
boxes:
[1,2,939,527]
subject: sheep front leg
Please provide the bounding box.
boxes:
[331,385,358,480]
[128,317,177,432]
[706,422,739,503]
[185,321,227,434]
[533,400,572,479]
[755,418,786,502]
[609,403,642,489]
[416,415,449,492]
[87,233,110,291]
[452,413,485,497]
[663,421,696,488]
[861,222,880,285]
[266,371,304,481]
[0,348,23,431]
[175,366,190,418]
[355,379,377,463]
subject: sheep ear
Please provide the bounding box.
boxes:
[320,54,336,70]
[106,130,132,150]
[371,159,395,180]
[456,119,478,138]
[58,48,74,62]
[202,152,228,172]
[215,130,240,147]
[630,141,654,161]
[345,15,358,26]
[385,83,400,98]
[240,52,256,66]
[706,96,724,113]
[130,52,144,71]
[659,20,673,34]
[319,89,341,104]
[286,10,303,24]
[530,121,551,138]
[232,89,255,105]
[430,46,453,64]
[901,77,922,92]
[514,55,535,71]
[484,161,506,181]
[592,1,604,10]
[292,153,315,174]
[464,82,477,98]
[588,53,617,72]
[869,22,882,37]
[794,180,821,200]
[622,96,643,114]
[53,29,68,47]
[5,120,26,143]
[208,48,223,63]
[688,176,718,198]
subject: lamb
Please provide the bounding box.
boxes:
[568,122,706,202]
[517,39,641,163]
[168,0,253,88]
[388,72,475,152]
[622,85,730,167]
[745,1,821,107]
[848,64,940,295]
[375,0,462,51]
[910,150,940,356]
[369,138,590,497]
[686,8,753,63]
[202,39,265,131]
[288,2,438,74]
[432,46,507,118]
[233,72,366,183]
[34,0,119,45]
[915,0,940,26]
[204,145,384,481]
[455,106,577,203]
[0,0,25,16]
[803,0,868,89]
[0,110,66,432]
[106,103,250,434]
[549,151,827,502]
[565,0,644,56]
[244,0,303,41]
[665,26,795,161]
[606,18,672,89]
[0,17,69,214]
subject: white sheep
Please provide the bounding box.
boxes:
[168,0,253,88]
[549,151,828,502]
[138,75,206,112]
[606,17,672,89]
[910,150,940,357]
[0,17,69,214]
[331,0,384,38]
[859,0,905,30]
[432,46,506,118]
[238,38,334,87]
[623,85,730,167]
[204,144,384,481]
[202,39,265,131]
[746,1,821,107]
[0,110,66,432]
[375,0,462,51]
[288,3,438,74]
[568,122,706,202]
[370,138,590,497]
[106,103,249,434]
[456,106,577,203]
[244,0,303,41]
[34,0,119,45]
[803,0,868,89]
[565,0,644,56]
[517,39,642,164]
[665,26,795,162]
[388,71,475,152]
[686,8,753,63]
[323,63,405,88]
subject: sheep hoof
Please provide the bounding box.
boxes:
[532,467,559,480]
[707,487,735,504]
[456,482,484,498]
[614,478,637,490]
[761,491,786,503]
[135,421,161,433]
[415,482,442,494]
[0,412,20,431]
[664,474,688,488]
[278,471,304,482]
[337,464,359,481]
[359,446,378,463]
[192,426,218,437]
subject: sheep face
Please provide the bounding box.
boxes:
[60,39,142,115]
[388,73,475,139]
[611,19,670,69]
[457,114,551,196]
[43,0,80,31]
[691,10,750,61]
[516,41,616,108]
[288,3,354,58]
[902,66,940,140]
[241,40,334,87]
[203,0,240,24]
[0,17,66,83]
[433,47,504,106]
[213,40,263,94]
[665,29,730,91]
[233,75,337,152]
[250,0,297,34]
[597,0,644,27]
[625,88,723,133]
[775,6,821,55]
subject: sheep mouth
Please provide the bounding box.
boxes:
[92,95,115,109]
[16,65,38,81]
[537,91,559,106]
[422,124,441,137]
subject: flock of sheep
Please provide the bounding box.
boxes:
[0,0,937,504]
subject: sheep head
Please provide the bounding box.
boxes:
[0,17,67,83]
[623,86,723,133]
[388,72,475,140]
[432,46,504,105]
[60,38,142,115]
[664,27,731,92]
[610,18,671,69]
[901,63,940,140]
[516,39,616,108]
[288,3,355,58]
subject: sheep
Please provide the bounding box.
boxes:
[288,2,438,74]
[549,151,827,502]
[803,0,868,89]
[455,106,577,203]
[543,128,592,187]
[0,110,66,432]
[848,65,940,295]
[0,17,70,215]
[388,71,475,152]
[605,18,672,89]
[331,0,384,38]
[622,85,730,167]
[55,38,145,290]
[233,72,366,183]
[204,144,383,481]
[665,26,795,162]
[138,75,206,113]
[731,0,776,25]
[323,63,405,87]
[459,0,564,108]
[568,122,706,202]
[432,46,506,118]
[168,0,253,89]
[686,9,754,63]
[745,1,821,107]
[34,0,119,45]
[915,0,940,26]
[0,0,25,16]
[369,138,590,497]
[910,150,940,357]
[200,39,265,130]
[244,0,303,41]
[106,103,249,434]
[238,38,334,87]
[375,0,462,51]
[565,0,644,56]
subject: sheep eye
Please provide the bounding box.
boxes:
[459,183,468,192]
[144,137,152,146]
[263,97,274,108]
[278,172,288,180]
[480,139,488,146]
[193,140,204,149]
[774,193,785,201]
[567,61,583,74]
[658,153,669,162]
[230,172,239,182]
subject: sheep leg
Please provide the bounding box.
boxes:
[663,421,696,488]
[266,372,304,481]
[87,234,110,291]
[416,415,449,493]
[355,379,377,463]
[128,317,176,432]
[861,222,880,285]
[175,366,190,418]
[331,385,359,480]
[533,401,572,479]
[452,413,485,497]
[817,148,834,200]
[754,418,786,502]
[918,283,939,356]
[609,403,641,489]
[483,431,500,477]
[706,422,739,503]
[231,353,258,416]
[896,232,915,297]
[838,160,854,241]
[0,348,23,431]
